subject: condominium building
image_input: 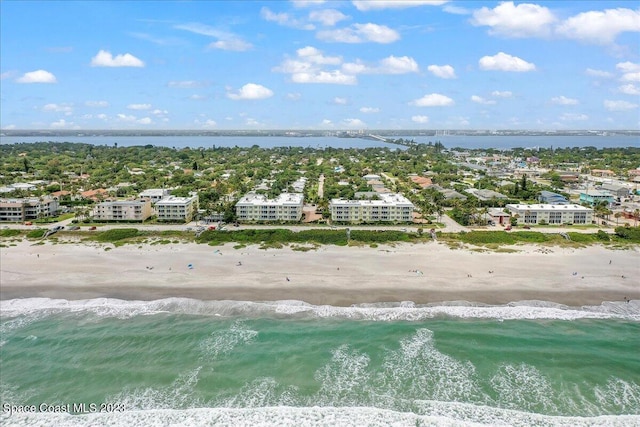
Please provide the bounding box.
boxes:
[330,193,414,223]
[155,195,199,222]
[235,193,304,222]
[579,190,615,206]
[0,197,60,222]
[505,204,593,225]
[93,199,153,222]
[139,188,171,204]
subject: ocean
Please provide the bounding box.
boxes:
[1,298,639,426]
[1,134,639,150]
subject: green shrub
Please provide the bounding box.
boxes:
[596,230,610,241]
[26,229,46,239]
[94,228,140,242]
[0,229,21,238]
[614,226,640,242]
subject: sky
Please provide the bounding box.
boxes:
[1,0,639,131]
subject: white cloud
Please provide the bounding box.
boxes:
[42,103,73,114]
[411,115,430,123]
[410,93,455,107]
[616,62,640,73]
[353,1,448,11]
[309,9,348,26]
[604,100,638,111]
[16,69,57,83]
[556,8,640,45]
[333,97,349,105]
[85,100,109,107]
[551,96,579,105]
[585,68,614,78]
[342,118,366,128]
[560,113,588,121]
[621,72,640,82]
[378,56,419,74]
[471,95,496,105]
[360,107,380,113]
[189,94,207,100]
[227,83,274,100]
[443,4,470,15]
[168,80,208,89]
[194,118,218,128]
[152,109,169,116]
[90,50,144,67]
[117,114,137,122]
[127,103,152,110]
[619,84,640,95]
[1,71,16,80]
[209,39,253,51]
[291,0,326,7]
[2,124,17,130]
[491,90,512,98]
[287,92,302,101]
[297,46,342,64]
[471,2,556,38]
[427,64,456,79]
[479,52,536,72]
[260,7,315,30]
[292,70,357,85]
[50,119,78,129]
[137,117,152,125]
[317,23,400,44]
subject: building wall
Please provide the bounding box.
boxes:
[155,195,198,222]
[94,199,152,221]
[330,193,414,223]
[506,204,593,225]
[235,193,304,221]
[0,197,59,222]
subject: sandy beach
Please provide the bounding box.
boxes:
[1,240,638,306]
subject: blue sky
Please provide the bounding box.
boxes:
[1,0,639,131]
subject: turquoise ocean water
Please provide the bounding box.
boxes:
[1,298,639,426]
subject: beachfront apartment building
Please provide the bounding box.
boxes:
[93,199,153,222]
[0,197,60,222]
[155,195,199,223]
[505,204,593,225]
[235,193,304,222]
[139,188,171,204]
[330,193,414,223]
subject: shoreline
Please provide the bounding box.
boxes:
[1,241,638,306]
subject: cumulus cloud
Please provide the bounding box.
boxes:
[619,84,640,95]
[604,100,638,111]
[471,2,556,38]
[333,97,349,105]
[491,90,512,97]
[360,107,380,113]
[341,55,418,75]
[479,52,536,72]
[342,118,366,128]
[471,95,496,105]
[585,68,614,78]
[260,7,315,30]
[427,64,456,79]
[42,103,73,114]
[127,103,152,110]
[560,113,589,121]
[410,93,455,107]
[168,80,208,89]
[90,50,144,67]
[293,70,357,84]
[274,46,357,85]
[291,0,326,8]
[556,8,640,45]
[317,23,400,43]
[411,115,430,123]
[617,62,640,83]
[353,1,449,11]
[85,100,109,107]
[16,69,57,83]
[551,96,579,105]
[50,119,78,129]
[287,92,302,101]
[227,83,274,100]
[309,9,348,26]
[209,39,253,51]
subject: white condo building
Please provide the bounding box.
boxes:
[139,189,171,204]
[94,199,153,222]
[330,193,414,223]
[0,197,59,222]
[506,204,593,225]
[235,193,304,221]
[155,195,199,222]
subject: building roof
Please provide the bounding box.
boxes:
[506,203,592,212]
[237,193,303,206]
[156,195,198,205]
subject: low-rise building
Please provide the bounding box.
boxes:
[139,188,171,204]
[506,204,593,225]
[579,190,615,206]
[599,183,629,199]
[330,193,414,223]
[538,190,569,205]
[235,193,304,222]
[93,199,153,222]
[465,188,508,201]
[0,197,60,222]
[155,195,199,222]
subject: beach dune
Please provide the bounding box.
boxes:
[1,241,638,306]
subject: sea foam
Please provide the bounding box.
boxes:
[1,297,638,321]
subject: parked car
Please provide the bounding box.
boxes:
[89,226,97,230]
[68,225,80,231]
[24,221,33,226]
